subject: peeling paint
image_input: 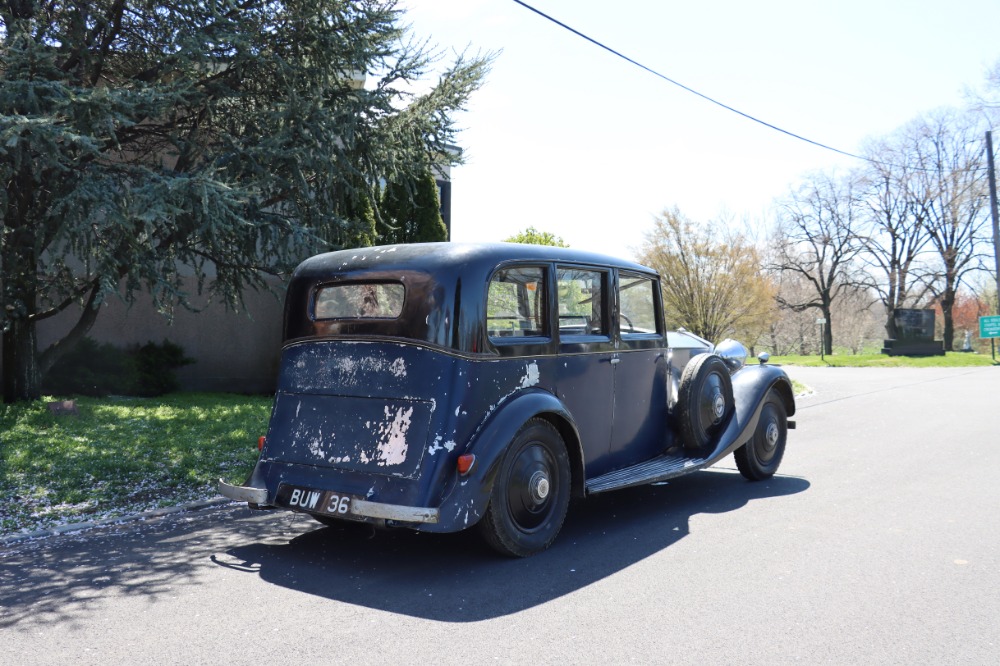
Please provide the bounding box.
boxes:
[520,361,540,388]
[375,405,413,465]
[307,429,325,458]
[389,357,407,378]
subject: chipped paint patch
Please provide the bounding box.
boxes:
[330,355,408,385]
[376,406,413,465]
[520,361,540,388]
[307,430,325,458]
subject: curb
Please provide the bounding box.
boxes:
[0,497,236,547]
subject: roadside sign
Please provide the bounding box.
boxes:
[980,315,1000,339]
[816,318,827,325]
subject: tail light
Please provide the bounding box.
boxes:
[258,436,266,451]
[457,454,476,476]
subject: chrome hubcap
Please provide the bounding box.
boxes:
[765,421,780,450]
[712,393,726,421]
[529,471,550,502]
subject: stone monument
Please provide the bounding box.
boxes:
[881,308,945,356]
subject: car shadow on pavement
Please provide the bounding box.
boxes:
[213,469,809,622]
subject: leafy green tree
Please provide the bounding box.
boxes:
[0,0,491,401]
[504,227,569,247]
[639,208,777,345]
[380,169,447,243]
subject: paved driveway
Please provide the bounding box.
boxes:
[1,366,998,664]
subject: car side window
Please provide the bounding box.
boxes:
[487,266,547,338]
[619,274,660,336]
[557,267,608,337]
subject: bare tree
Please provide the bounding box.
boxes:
[858,134,935,340]
[768,271,822,355]
[907,109,991,350]
[830,287,882,354]
[771,171,867,355]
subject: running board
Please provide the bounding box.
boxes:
[585,454,715,495]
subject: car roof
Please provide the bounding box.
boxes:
[292,242,657,281]
[284,242,660,348]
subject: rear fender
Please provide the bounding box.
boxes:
[436,389,583,530]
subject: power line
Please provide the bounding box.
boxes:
[510,0,867,162]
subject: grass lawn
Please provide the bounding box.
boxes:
[770,351,999,368]
[0,393,270,536]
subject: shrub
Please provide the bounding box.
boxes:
[43,338,194,397]
[130,340,195,396]
[43,338,135,396]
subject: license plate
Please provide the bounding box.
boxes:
[276,484,359,518]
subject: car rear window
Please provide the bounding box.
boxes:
[314,283,405,319]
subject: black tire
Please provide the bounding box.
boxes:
[478,419,571,557]
[677,353,734,450]
[734,389,787,480]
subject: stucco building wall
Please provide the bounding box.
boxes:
[35,277,286,394]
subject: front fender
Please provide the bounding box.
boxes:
[430,389,582,532]
[708,364,795,462]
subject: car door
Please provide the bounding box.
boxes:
[607,271,670,469]
[552,265,617,476]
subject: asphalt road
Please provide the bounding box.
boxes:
[2,366,998,665]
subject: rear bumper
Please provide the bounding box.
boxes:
[218,479,269,504]
[216,479,440,524]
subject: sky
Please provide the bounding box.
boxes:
[400,0,1000,260]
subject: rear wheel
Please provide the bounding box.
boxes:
[677,353,734,450]
[479,419,571,557]
[734,389,787,480]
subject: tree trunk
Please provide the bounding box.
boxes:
[38,283,103,375]
[884,305,898,340]
[2,318,41,403]
[1,201,42,402]
[940,291,955,352]
[822,305,834,355]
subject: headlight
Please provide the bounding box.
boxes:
[715,339,748,373]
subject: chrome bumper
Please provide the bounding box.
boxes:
[351,500,439,524]
[216,480,439,524]
[218,479,269,504]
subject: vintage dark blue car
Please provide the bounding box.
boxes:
[219,243,795,556]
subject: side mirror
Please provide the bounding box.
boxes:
[757,352,770,365]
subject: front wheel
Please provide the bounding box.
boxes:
[734,389,787,480]
[478,419,571,557]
